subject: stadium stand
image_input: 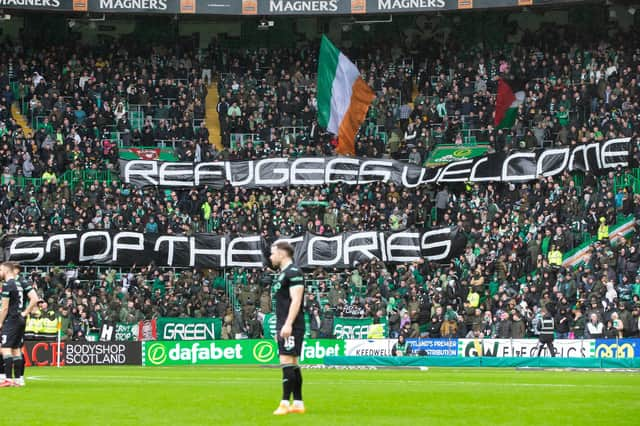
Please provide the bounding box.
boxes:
[1,6,640,343]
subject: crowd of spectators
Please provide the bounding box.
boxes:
[215,26,640,164]
[1,21,640,343]
[0,40,211,185]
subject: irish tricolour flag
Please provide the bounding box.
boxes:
[494,77,525,129]
[317,35,375,156]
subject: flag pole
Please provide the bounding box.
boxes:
[56,318,62,368]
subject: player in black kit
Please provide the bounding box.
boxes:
[269,242,306,416]
[0,262,38,387]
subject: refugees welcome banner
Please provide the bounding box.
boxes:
[120,138,629,188]
[3,227,465,268]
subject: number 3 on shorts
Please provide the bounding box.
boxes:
[284,336,295,350]
[1,334,6,345]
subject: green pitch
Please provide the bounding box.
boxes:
[8,366,640,425]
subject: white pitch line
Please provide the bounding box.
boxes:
[24,376,636,388]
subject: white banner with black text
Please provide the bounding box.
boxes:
[119,138,630,188]
[3,227,466,268]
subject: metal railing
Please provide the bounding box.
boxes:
[0,168,120,190]
[153,139,185,149]
[127,104,204,133]
[230,133,261,149]
[19,264,190,284]
[227,122,387,149]
[613,170,640,195]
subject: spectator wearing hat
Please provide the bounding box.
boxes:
[608,312,624,338]
[616,302,633,337]
[585,313,604,338]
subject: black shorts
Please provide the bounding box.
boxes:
[276,328,305,357]
[539,335,554,344]
[1,317,26,349]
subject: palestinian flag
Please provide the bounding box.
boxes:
[119,148,178,161]
[317,35,375,156]
[494,77,525,129]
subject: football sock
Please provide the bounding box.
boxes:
[14,355,24,379]
[282,365,296,402]
[19,354,25,378]
[293,366,303,401]
[0,354,4,375]
[4,356,13,379]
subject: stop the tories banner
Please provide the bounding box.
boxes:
[120,138,629,188]
[4,227,465,268]
[142,339,343,366]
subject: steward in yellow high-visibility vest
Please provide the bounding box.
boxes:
[367,323,385,339]
[42,310,59,339]
[548,244,563,266]
[25,309,42,339]
[467,289,480,308]
[598,217,609,241]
